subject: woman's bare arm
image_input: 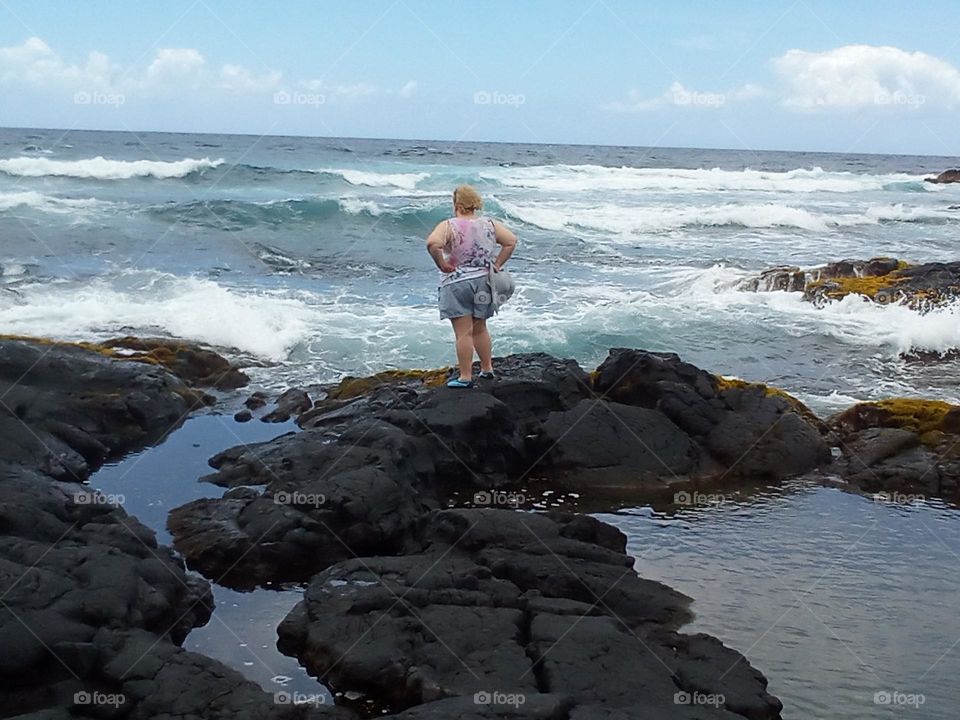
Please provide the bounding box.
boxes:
[492,220,517,270]
[426,221,455,272]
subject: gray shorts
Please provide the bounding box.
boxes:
[438,276,494,320]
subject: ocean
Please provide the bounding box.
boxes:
[9,126,960,718]
[2,126,959,413]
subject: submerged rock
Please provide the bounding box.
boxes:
[738,266,807,293]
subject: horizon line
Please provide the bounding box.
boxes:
[2,124,957,162]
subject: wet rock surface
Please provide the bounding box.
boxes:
[923,169,960,184]
[19,333,960,718]
[830,399,960,497]
[0,337,207,481]
[277,509,781,719]
[739,257,960,311]
[169,350,828,589]
[0,337,340,720]
[99,335,251,390]
[160,348,816,716]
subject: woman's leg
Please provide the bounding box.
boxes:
[472,318,493,373]
[450,315,475,380]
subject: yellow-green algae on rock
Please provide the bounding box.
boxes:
[832,398,960,439]
[0,334,247,390]
[712,375,824,428]
[325,368,451,401]
[803,259,960,310]
[805,273,906,302]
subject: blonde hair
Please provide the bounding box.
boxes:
[453,184,483,213]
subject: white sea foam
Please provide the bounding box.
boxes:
[1,263,27,277]
[0,156,224,180]
[669,265,960,356]
[794,389,871,414]
[755,291,960,359]
[483,164,928,194]
[500,199,958,235]
[0,273,312,361]
[321,168,429,190]
[0,190,116,215]
[338,196,384,216]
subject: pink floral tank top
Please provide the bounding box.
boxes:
[438,216,497,288]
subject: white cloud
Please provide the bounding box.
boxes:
[146,48,205,82]
[329,82,377,99]
[219,64,282,93]
[398,80,418,98]
[774,45,960,111]
[0,37,121,90]
[298,78,380,99]
[0,37,369,101]
[606,81,761,112]
[140,48,208,93]
[606,88,662,112]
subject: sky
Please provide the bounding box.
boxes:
[2,0,960,156]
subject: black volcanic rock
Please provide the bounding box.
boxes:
[0,336,344,720]
[923,169,960,183]
[740,257,960,311]
[0,337,207,481]
[263,387,313,423]
[169,425,434,589]
[277,509,781,720]
[829,399,960,497]
[169,350,828,589]
[587,349,830,482]
[534,399,702,485]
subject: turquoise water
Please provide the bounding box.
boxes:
[11,127,960,717]
[2,127,960,413]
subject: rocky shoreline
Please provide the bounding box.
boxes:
[739,256,960,311]
[2,333,958,719]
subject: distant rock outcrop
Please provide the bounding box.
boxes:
[739,258,960,310]
[923,169,960,184]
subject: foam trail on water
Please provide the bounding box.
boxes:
[0,156,224,179]
[500,200,959,235]
[319,168,430,190]
[338,196,384,216]
[483,164,929,194]
[0,190,117,215]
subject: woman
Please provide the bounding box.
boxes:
[426,184,517,388]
